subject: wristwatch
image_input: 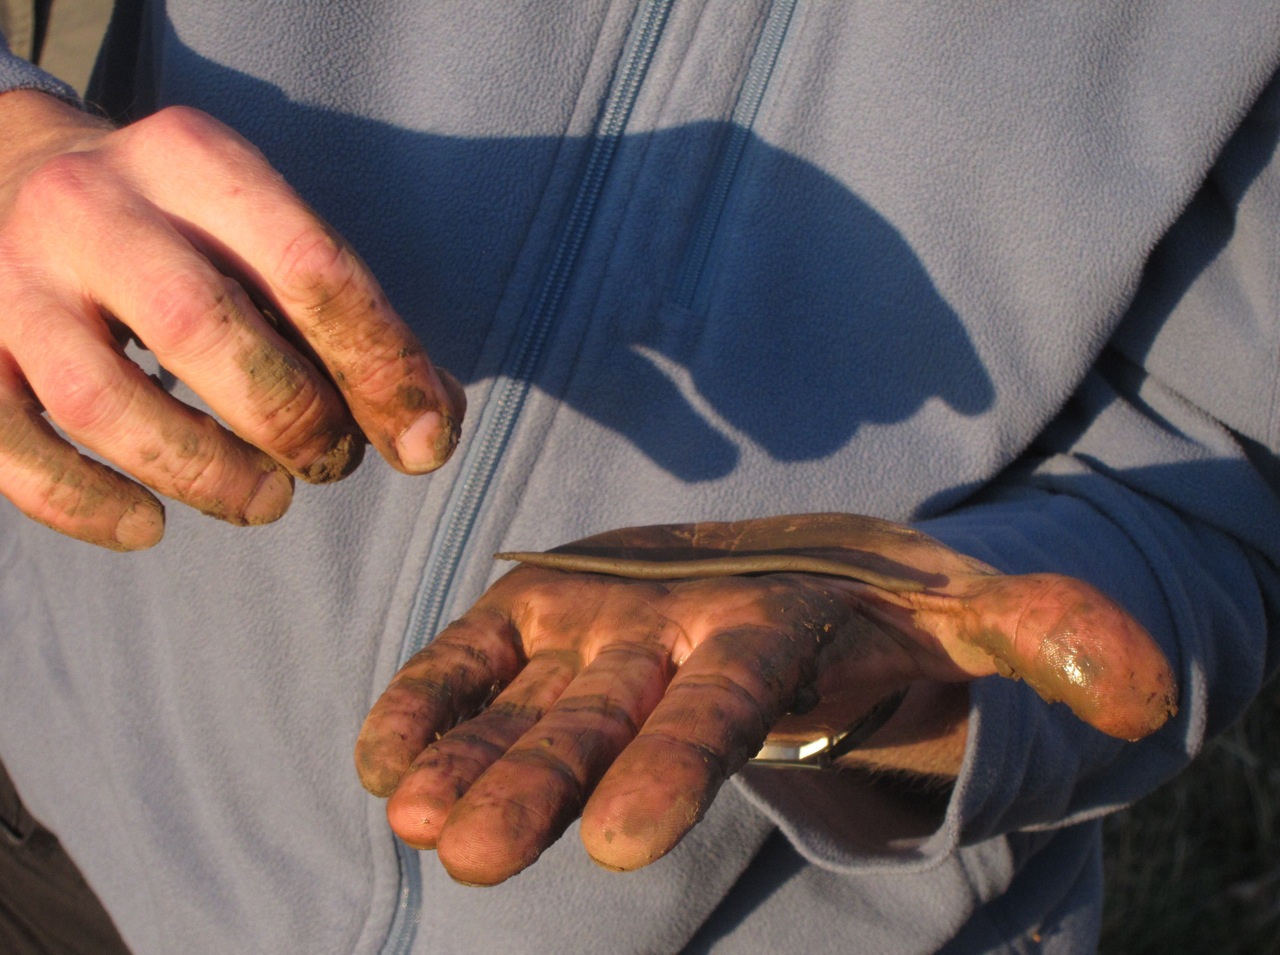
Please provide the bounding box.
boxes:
[749,688,908,769]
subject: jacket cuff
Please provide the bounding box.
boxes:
[0,40,82,106]
[732,490,1192,872]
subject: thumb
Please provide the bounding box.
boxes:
[946,573,1178,740]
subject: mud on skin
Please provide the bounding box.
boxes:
[358,645,512,798]
[582,741,718,872]
[0,392,165,548]
[236,340,364,483]
[296,430,363,483]
[956,574,1177,740]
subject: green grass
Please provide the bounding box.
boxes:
[1100,672,1280,954]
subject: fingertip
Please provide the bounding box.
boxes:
[295,430,365,484]
[393,408,460,474]
[581,741,716,872]
[356,764,402,799]
[437,367,468,422]
[997,574,1179,741]
[581,823,648,872]
[113,498,165,550]
[581,790,703,872]
[240,465,294,525]
[388,365,464,474]
[353,729,412,798]
[1042,602,1179,741]
[386,786,449,850]
[435,804,545,887]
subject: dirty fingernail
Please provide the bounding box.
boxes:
[242,467,294,525]
[298,431,364,485]
[115,501,165,550]
[395,410,460,473]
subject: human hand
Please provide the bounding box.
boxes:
[356,514,1176,885]
[0,91,464,549]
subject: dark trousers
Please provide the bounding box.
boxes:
[0,756,130,954]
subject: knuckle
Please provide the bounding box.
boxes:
[126,107,273,187]
[250,380,332,455]
[142,271,245,356]
[32,464,109,524]
[149,105,214,135]
[479,701,544,726]
[439,729,509,764]
[275,227,360,310]
[640,729,733,781]
[129,105,223,157]
[0,399,132,540]
[273,233,408,372]
[135,272,354,468]
[250,387,362,483]
[428,631,499,673]
[0,250,47,324]
[340,346,423,407]
[14,151,100,219]
[504,747,585,798]
[554,696,639,737]
[273,234,432,413]
[384,674,455,715]
[161,432,238,502]
[40,352,130,434]
[668,672,771,733]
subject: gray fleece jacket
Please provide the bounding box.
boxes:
[2,2,1279,953]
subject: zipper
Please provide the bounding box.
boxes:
[670,0,797,309]
[377,2,676,952]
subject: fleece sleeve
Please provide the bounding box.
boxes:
[738,64,1280,871]
[945,63,1280,845]
[0,32,80,103]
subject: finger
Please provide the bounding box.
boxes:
[9,295,296,526]
[10,152,365,485]
[384,649,579,850]
[355,609,524,797]
[0,351,164,549]
[436,366,468,427]
[435,640,672,886]
[867,571,1178,739]
[118,108,462,473]
[581,625,804,872]
[952,573,1178,740]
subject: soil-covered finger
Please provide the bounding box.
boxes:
[385,650,578,849]
[253,237,460,475]
[434,641,672,885]
[10,312,296,527]
[581,626,806,871]
[956,573,1178,740]
[0,357,164,549]
[116,109,463,474]
[580,734,726,873]
[356,609,525,796]
[66,202,363,484]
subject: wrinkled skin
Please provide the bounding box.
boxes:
[356,514,1177,886]
[0,91,464,548]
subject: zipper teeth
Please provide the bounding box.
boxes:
[380,3,675,953]
[380,840,421,955]
[671,0,797,308]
